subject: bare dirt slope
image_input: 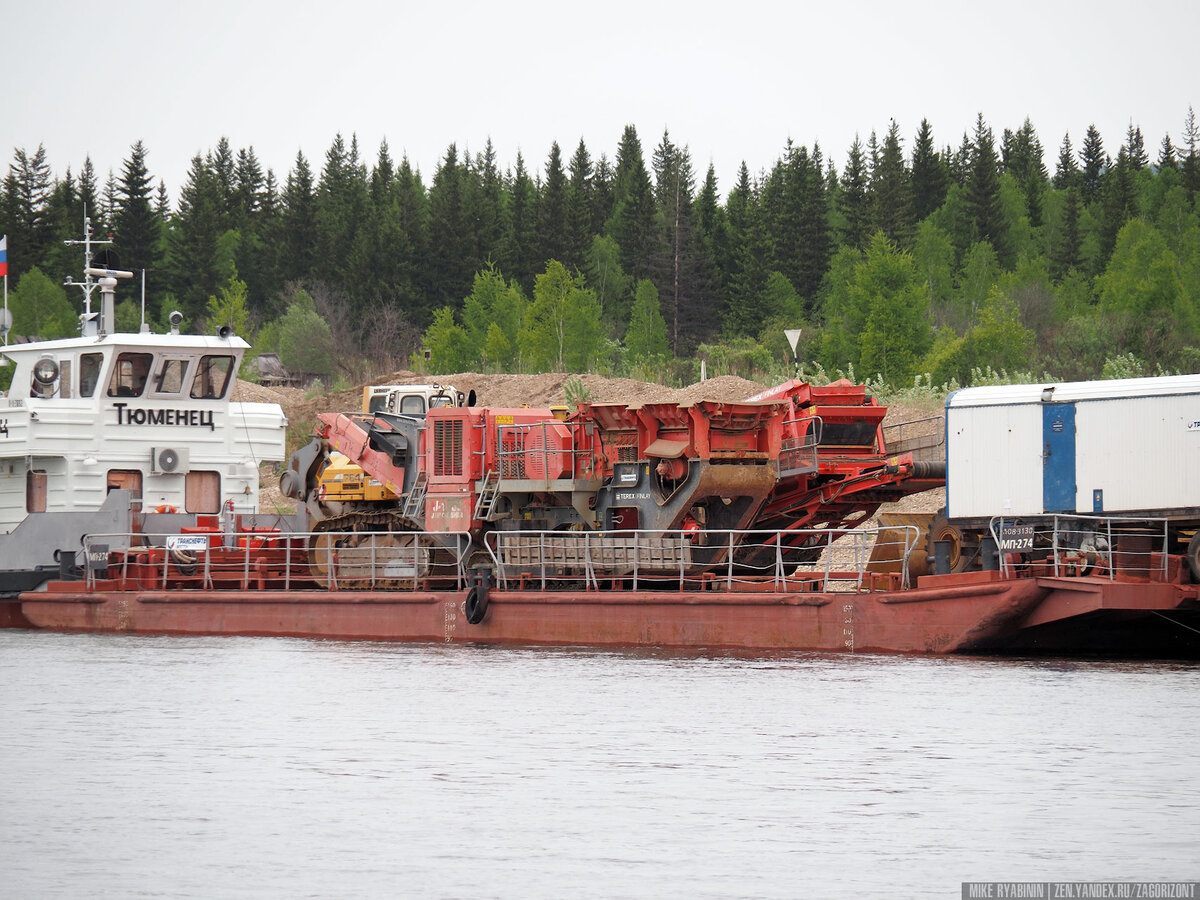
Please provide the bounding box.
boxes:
[237,372,946,518]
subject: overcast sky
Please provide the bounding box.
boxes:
[3,0,1196,203]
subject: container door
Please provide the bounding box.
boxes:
[1042,403,1076,512]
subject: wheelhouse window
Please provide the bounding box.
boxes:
[107,352,153,398]
[190,355,234,399]
[79,353,103,398]
[152,358,190,395]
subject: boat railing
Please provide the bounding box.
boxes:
[988,514,1171,580]
[76,530,474,592]
[482,525,922,593]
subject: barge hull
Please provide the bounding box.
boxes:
[18,573,1197,655]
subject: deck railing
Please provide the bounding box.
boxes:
[70,523,921,595]
[77,530,473,592]
[988,514,1171,580]
[484,525,921,593]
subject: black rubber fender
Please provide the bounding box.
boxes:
[464,583,489,625]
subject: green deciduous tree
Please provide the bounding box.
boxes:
[278,289,335,377]
[10,267,77,339]
[820,233,930,384]
[1096,219,1190,331]
[626,279,670,364]
[460,264,527,372]
[522,260,602,371]
[205,272,252,337]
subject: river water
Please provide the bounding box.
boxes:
[1,631,1197,899]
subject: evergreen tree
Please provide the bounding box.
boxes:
[472,139,505,266]
[313,134,356,288]
[726,185,775,338]
[566,138,594,267]
[609,125,655,280]
[1079,124,1106,203]
[1050,188,1082,281]
[870,120,911,245]
[650,129,700,352]
[720,162,754,320]
[965,114,1010,265]
[101,169,118,228]
[1100,146,1137,258]
[1182,106,1200,198]
[910,119,948,222]
[1158,134,1178,171]
[280,151,317,282]
[1125,123,1149,171]
[231,145,269,309]
[1001,118,1048,227]
[688,163,724,346]
[590,154,615,237]
[393,155,431,322]
[536,141,569,267]
[232,146,264,225]
[166,154,226,319]
[210,137,236,214]
[794,143,832,310]
[79,157,100,223]
[154,181,170,222]
[947,133,972,186]
[838,136,871,250]
[42,166,81,282]
[425,143,475,310]
[499,152,538,289]
[2,144,54,277]
[1053,133,1079,189]
[113,140,161,280]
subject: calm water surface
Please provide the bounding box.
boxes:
[1,631,1197,899]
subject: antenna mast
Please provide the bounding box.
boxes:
[63,212,121,336]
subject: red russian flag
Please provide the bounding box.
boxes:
[0,236,7,277]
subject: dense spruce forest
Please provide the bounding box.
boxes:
[3,111,1199,391]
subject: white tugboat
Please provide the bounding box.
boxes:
[0,218,289,593]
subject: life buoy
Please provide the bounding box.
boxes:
[464,584,489,625]
[154,504,178,514]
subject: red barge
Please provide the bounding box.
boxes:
[5,359,1200,655]
[2,234,1198,656]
